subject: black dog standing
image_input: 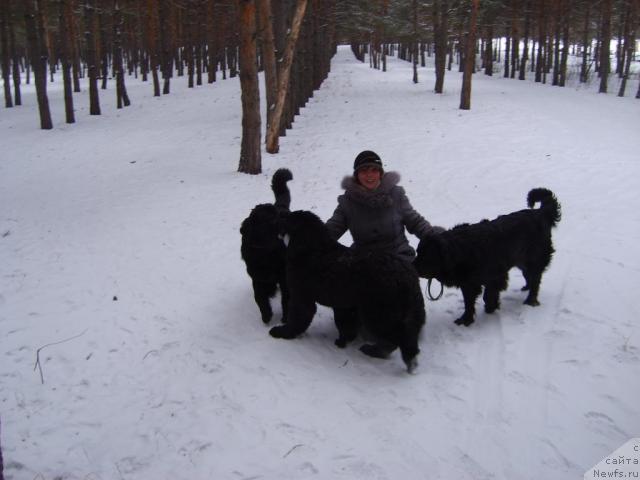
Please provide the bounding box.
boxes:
[240,169,293,324]
[414,188,561,326]
[269,210,426,373]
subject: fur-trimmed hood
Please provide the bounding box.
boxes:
[340,171,401,209]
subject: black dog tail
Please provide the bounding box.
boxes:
[272,168,293,211]
[527,188,561,227]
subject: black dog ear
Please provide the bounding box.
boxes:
[240,218,250,236]
[433,234,452,272]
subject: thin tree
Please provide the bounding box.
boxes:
[24,0,53,129]
[265,0,308,154]
[257,0,277,137]
[113,0,130,108]
[460,0,479,110]
[8,0,20,104]
[617,0,636,97]
[58,0,75,123]
[84,0,101,114]
[598,0,613,93]
[237,0,262,174]
[519,0,531,80]
[0,0,13,108]
[412,0,419,84]
[146,0,161,96]
[433,0,449,93]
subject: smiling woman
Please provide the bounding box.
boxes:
[325,150,444,261]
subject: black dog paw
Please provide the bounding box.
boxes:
[454,318,474,327]
[360,344,391,359]
[261,313,272,324]
[524,298,540,307]
[335,338,347,348]
[269,325,297,339]
[484,304,499,314]
[405,358,418,374]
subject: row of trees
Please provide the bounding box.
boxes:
[0,0,336,173]
[2,1,638,173]
[337,0,639,105]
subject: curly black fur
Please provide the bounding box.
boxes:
[414,188,561,327]
[269,210,426,373]
[240,169,293,324]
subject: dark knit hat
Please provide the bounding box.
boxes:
[353,150,384,174]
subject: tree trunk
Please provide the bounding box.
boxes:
[598,0,612,93]
[484,25,493,76]
[535,0,546,83]
[59,0,75,123]
[503,26,510,78]
[433,0,448,93]
[510,10,519,78]
[257,0,277,137]
[159,0,172,94]
[113,0,130,108]
[558,1,569,87]
[580,1,590,83]
[237,0,262,174]
[0,0,13,107]
[8,0,20,104]
[412,0,418,84]
[460,0,479,110]
[206,0,216,82]
[84,0,101,114]
[617,2,636,97]
[519,0,531,80]
[99,7,109,90]
[552,7,560,86]
[68,1,81,92]
[24,0,53,128]
[145,0,161,96]
[265,0,308,154]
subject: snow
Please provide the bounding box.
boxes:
[1,46,639,480]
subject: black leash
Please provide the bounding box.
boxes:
[426,278,444,301]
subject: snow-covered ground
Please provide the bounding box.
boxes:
[1,46,639,480]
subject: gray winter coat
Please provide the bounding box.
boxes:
[325,172,440,260]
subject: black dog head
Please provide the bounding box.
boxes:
[414,233,449,279]
[240,204,283,251]
[280,210,335,256]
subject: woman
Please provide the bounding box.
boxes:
[326,150,442,260]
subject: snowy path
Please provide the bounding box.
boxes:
[1,46,639,479]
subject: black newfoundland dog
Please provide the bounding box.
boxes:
[240,168,293,324]
[414,188,561,327]
[269,210,426,373]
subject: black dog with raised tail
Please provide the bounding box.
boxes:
[240,169,293,324]
[414,188,561,326]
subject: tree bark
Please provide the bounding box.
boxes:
[257,0,277,135]
[8,0,20,104]
[59,0,75,122]
[617,2,636,97]
[0,0,12,107]
[460,0,478,110]
[412,0,418,83]
[113,0,130,108]
[265,0,308,154]
[580,1,591,83]
[84,0,101,114]
[146,0,161,96]
[519,0,531,80]
[24,0,53,128]
[433,0,448,93]
[237,0,262,174]
[598,0,612,93]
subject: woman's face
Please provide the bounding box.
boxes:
[357,166,382,190]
